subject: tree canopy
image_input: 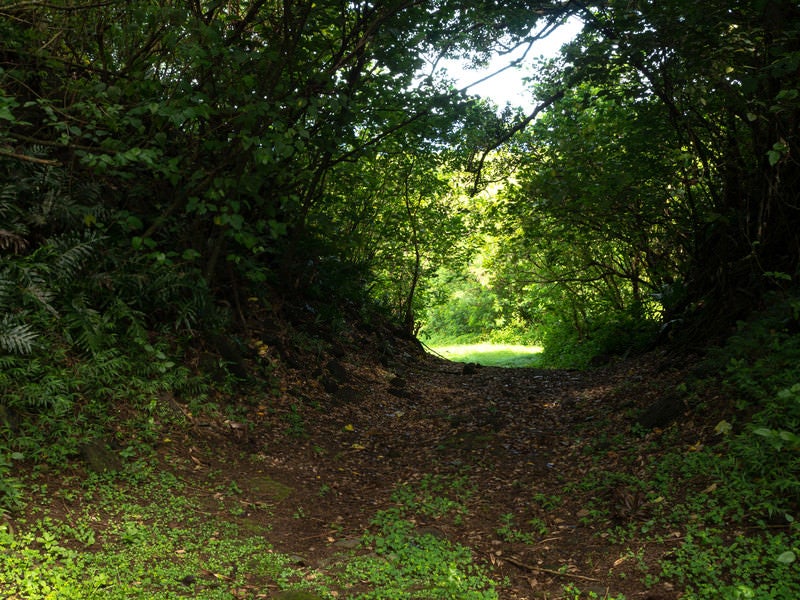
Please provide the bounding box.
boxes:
[424,0,800,357]
[1,0,798,356]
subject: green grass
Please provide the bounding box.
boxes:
[428,343,543,368]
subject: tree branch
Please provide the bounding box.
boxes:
[469,89,565,195]
[1,1,114,14]
[0,148,61,166]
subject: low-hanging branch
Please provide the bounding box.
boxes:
[0,148,61,166]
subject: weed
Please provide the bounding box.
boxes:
[345,474,498,598]
[389,473,474,522]
[531,492,562,511]
[0,451,24,516]
[561,582,626,599]
[642,296,800,597]
[660,525,800,598]
[285,403,307,437]
[496,513,545,544]
[357,514,498,599]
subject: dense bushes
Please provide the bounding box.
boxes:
[705,292,800,519]
[0,155,213,515]
[420,270,501,344]
[649,290,800,597]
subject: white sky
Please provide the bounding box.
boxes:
[442,17,583,112]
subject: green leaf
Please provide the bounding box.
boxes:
[126,216,143,231]
[714,420,732,435]
[777,551,796,565]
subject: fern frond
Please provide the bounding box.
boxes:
[0,229,28,253]
[0,315,38,355]
[0,270,12,312]
[14,266,57,314]
[0,355,21,370]
[0,181,30,252]
[49,232,104,283]
[63,292,111,354]
[105,297,147,343]
[19,375,71,412]
[0,182,19,207]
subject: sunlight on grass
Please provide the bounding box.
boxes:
[429,343,543,368]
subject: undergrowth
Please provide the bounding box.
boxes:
[559,291,800,597]
[0,464,313,599]
[349,473,499,599]
[1,456,499,599]
[648,292,800,598]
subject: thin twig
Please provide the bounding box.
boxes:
[297,531,337,541]
[500,555,601,583]
[417,338,449,360]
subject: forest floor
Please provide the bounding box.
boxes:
[146,330,708,599]
[9,326,720,599]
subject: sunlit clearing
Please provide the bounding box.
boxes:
[428,343,543,368]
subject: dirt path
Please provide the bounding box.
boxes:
[182,344,692,599]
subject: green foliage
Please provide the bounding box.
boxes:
[0,316,37,356]
[0,452,24,517]
[476,72,682,364]
[1,462,497,599]
[0,465,311,599]
[703,295,800,522]
[389,473,474,522]
[562,0,800,333]
[284,404,307,438]
[495,513,546,544]
[421,0,800,356]
[351,522,497,599]
[353,474,497,599]
[0,145,215,507]
[706,294,800,403]
[421,268,500,343]
[538,310,660,369]
[611,294,800,596]
[561,583,626,600]
[0,179,209,501]
[660,528,800,599]
[1,0,798,362]
[3,0,557,343]
[549,299,800,595]
[0,341,203,469]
